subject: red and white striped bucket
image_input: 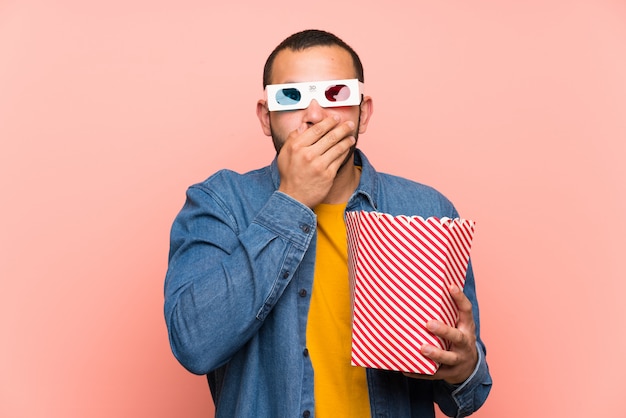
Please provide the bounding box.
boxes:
[346,211,476,374]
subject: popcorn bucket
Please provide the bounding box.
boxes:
[345,211,476,374]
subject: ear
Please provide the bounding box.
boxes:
[357,96,373,134]
[256,100,272,137]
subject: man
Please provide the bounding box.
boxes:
[164,29,492,417]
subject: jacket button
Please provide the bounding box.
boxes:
[299,288,307,297]
[303,348,309,357]
[303,410,311,418]
[300,224,311,234]
[282,271,290,279]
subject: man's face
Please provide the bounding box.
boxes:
[259,45,368,153]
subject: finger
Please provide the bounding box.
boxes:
[310,120,356,157]
[450,285,472,317]
[426,320,466,348]
[296,115,341,145]
[325,134,356,168]
[449,285,476,336]
[420,343,459,366]
[296,122,308,134]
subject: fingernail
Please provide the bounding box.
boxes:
[347,121,355,129]
[426,321,439,332]
[422,345,433,355]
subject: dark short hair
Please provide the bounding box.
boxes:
[262,29,364,88]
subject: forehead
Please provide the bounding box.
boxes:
[269,45,356,85]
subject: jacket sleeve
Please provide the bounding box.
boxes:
[164,184,316,375]
[433,262,493,417]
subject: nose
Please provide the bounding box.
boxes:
[303,99,326,126]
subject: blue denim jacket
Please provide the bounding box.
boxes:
[165,149,492,418]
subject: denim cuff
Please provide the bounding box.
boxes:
[449,342,492,417]
[253,191,316,250]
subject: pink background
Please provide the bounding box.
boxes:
[1,1,625,417]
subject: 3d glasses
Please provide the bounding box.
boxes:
[265,78,364,111]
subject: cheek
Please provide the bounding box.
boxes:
[270,112,301,135]
[332,106,360,119]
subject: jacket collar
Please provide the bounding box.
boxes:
[351,149,378,210]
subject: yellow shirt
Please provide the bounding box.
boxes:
[307,202,370,417]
